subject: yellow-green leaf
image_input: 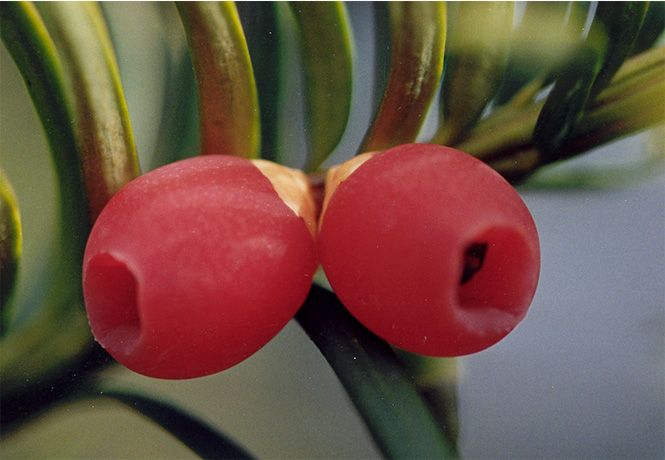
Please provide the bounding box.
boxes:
[494,2,571,106]
[0,170,22,334]
[38,2,140,221]
[532,11,605,159]
[533,2,647,160]
[361,2,446,153]
[631,2,665,56]
[177,2,260,159]
[290,1,353,171]
[589,2,649,100]
[238,2,284,163]
[0,1,137,396]
[435,1,514,146]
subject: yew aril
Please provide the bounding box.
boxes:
[83,155,317,379]
[318,144,540,356]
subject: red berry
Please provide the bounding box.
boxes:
[318,144,540,356]
[83,155,317,378]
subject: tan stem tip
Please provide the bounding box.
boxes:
[252,159,318,237]
[321,152,377,221]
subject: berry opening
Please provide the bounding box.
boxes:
[460,243,487,284]
[456,227,534,317]
[85,253,142,354]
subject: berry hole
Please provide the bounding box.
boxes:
[456,227,533,316]
[460,243,487,285]
[85,253,142,354]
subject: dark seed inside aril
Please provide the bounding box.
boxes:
[460,243,487,284]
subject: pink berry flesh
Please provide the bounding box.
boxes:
[318,144,540,356]
[83,155,317,379]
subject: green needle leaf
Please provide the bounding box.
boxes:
[289,2,353,172]
[93,389,254,460]
[297,285,455,459]
[588,2,649,100]
[532,48,604,159]
[0,170,22,334]
[453,47,665,183]
[37,2,140,221]
[434,1,514,146]
[631,2,665,56]
[533,5,606,161]
[589,44,665,106]
[494,2,570,106]
[533,3,647,161]
[238,2,284,163]
[0,1,137,396]
[0,2,87,250]
[370,4,391,120]
[150,4,200,169]
[177,2,261,159]
[487,48,665,183]
[0,2,91,392]
[361,2,446,153]
[565,57,665,158]
[485,3,591,124]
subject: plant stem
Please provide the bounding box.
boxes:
[455,47,665,182]
[492,56,665,183]
[296,285,456,459]
[398,352,460,450]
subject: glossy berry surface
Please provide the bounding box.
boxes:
[83,155,317,379]
[318,144,540,356]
